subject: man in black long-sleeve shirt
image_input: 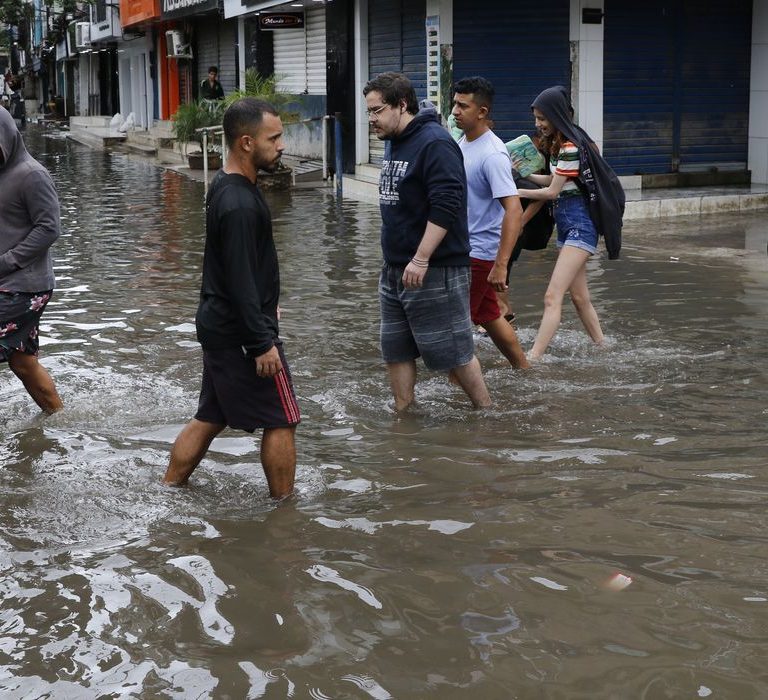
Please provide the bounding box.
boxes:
[163,98,300,498]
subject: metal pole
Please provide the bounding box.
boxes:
[334,112,343,199]
[322,114,329,181]
[202,129,209,202]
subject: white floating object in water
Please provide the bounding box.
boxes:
[530,576,568,591]
[605,572,633,591]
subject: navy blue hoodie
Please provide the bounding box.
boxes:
[379,109,470,267]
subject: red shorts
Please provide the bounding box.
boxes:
[469,258,501,326]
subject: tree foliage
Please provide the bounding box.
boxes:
[0,0,25,25]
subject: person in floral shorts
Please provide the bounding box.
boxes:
[0,107,63,413]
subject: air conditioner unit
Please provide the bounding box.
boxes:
[166,30,193,59]
[75,22,91,49]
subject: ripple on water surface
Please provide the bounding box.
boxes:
[1,128,768,697]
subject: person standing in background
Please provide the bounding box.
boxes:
[200,66,225,101]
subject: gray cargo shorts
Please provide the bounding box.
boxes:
[379,264,474,371]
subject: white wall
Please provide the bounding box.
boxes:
[353,0,369,165]
[749,0,768,183]
[116,36,153,129]
[569,0,604,151]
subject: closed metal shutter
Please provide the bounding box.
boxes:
[367,0,426,164]
[453,0,570,143]
[196,17,238,97]
[603,1,674,174]
[677,1,751,171]
[273,7,326,95]
[604,0,751,175]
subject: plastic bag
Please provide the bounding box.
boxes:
[505,135,545,178]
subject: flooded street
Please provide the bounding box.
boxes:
[2,127,768,698]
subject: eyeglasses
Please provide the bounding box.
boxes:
[366,104,389,120]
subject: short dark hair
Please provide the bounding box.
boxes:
[223,98,279,148]
[453,76,495,112]
[363,72,419,115]
[208,66,218,74]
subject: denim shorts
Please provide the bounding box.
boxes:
[379,264,475,371]
[553,195,598,255]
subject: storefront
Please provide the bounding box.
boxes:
[55,23,78,117]
[452,0,571,144]
[224,0,332,160]
[366,0,426,163]
[118,0,161,128]
[162,0,237,114]
[87,0,122,116]
[603,0,752,176]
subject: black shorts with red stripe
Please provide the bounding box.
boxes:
[194,344,301,431]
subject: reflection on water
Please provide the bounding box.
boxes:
[1,127,768,697]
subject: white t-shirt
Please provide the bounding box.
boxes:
[459,130,518,261]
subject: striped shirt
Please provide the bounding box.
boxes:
[551,141,581,198]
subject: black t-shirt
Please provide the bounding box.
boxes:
[195,171,280,356]
[200,79,224,100]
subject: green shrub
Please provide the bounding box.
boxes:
[171,99,225,154]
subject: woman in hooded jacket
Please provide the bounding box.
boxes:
[517,86,605,361]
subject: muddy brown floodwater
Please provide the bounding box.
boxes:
[1,126,767,698]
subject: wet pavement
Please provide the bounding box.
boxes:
[1,127,768,698]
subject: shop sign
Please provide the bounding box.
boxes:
[162,0,218,20]
[258,12,304,30]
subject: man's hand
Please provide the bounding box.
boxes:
[487,262,509,292]
[402,258,429,290]
[255,346,282,377]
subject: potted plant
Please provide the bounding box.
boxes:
[171,99,225,170]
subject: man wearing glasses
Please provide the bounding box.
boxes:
[363,72,490,411]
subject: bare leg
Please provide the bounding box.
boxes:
[529,247,591,361]
[483,316,530,369]
[568,264,604,344]
[261,426,297,499]
[163,418,224,485]
[450,356,491,408]
[387,360,417,412]
[8,351,63,414]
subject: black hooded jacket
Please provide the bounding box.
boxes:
[532,86,625,259]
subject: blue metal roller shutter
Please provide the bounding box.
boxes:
[452,0,570,143]
[678,1,751,171]
[368,0,426,164]
[604,1,675,175]
[604,0,751,175]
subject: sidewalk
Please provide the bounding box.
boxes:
[63,120,768,220]
[343,166,768,219]
[622,184,768,220]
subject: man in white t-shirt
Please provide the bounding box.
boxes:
[453,76,529,369]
